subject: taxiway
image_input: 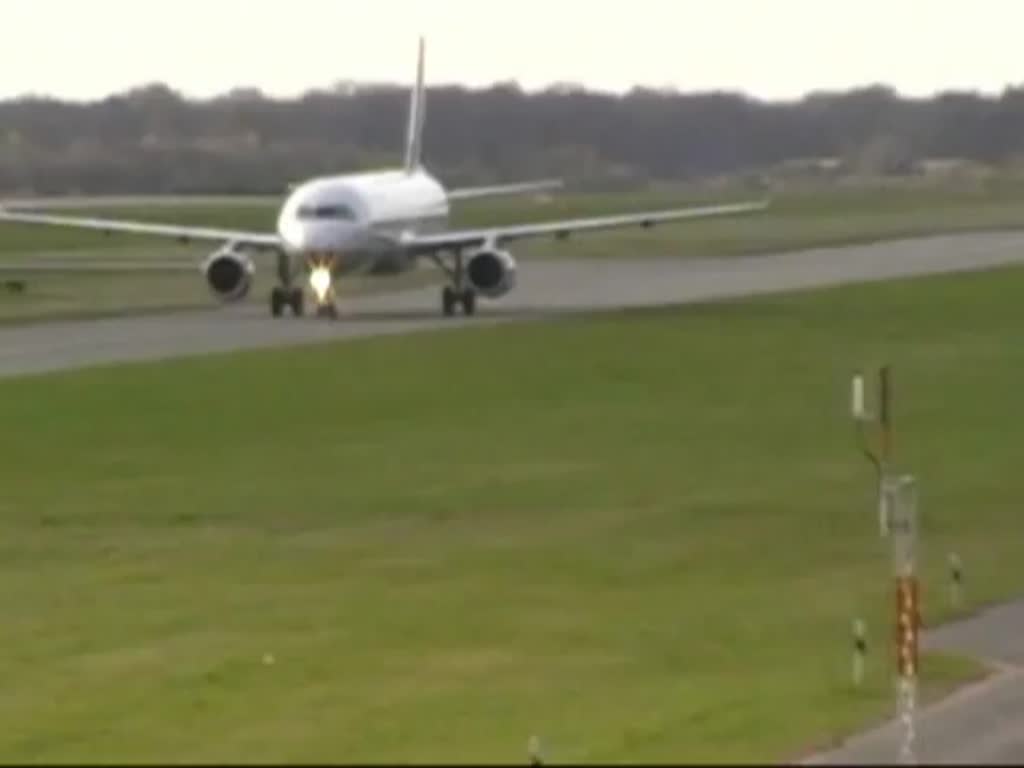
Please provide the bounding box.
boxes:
[1,230,1023,379]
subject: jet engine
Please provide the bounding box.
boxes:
[465,248,517,298]
[201,245,254,302]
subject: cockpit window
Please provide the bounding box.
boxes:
[296,204,356,221]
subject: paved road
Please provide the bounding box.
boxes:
[926,600,1024,667]
[2,230,1024,380]
[804,599,1024,765]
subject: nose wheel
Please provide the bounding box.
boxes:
[270,286,304,317]
[442,285,476,316]
[316,301,339,319]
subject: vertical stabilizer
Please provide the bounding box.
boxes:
[403,37,427,173]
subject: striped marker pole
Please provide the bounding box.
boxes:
[890,475,920,765]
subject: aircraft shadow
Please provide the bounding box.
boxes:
[304,304,572,324]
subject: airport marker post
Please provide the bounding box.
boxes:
[851,366,893,536]
[850,366,920,764]
[888,475,920,765]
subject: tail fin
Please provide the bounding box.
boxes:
[403,37,427,173]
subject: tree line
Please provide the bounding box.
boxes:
[1,81,1023,195]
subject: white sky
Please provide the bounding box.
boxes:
[3,0,1022,101]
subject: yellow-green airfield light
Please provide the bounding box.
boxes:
[852,618,867,688]
[948,552,964,610]
[528,734,544,766]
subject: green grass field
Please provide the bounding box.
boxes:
[0,263,1022,762]
[4,178,1024,322]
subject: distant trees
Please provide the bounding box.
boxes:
[2,81,1024,194]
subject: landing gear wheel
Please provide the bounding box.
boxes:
[460,290,476,316]
[270,286,286,317]
[442,286,458,317]
[316,302,338,319]
[288,287,304,317]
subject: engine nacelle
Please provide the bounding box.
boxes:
[465,248,517,299]
[201,246,254,302]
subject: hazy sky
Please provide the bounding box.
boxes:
[4,0,1022,101]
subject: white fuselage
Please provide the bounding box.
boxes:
[276,169,450,275]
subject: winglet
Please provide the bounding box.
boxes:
[403,36,427,173]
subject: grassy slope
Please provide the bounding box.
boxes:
[0,264,1022,761]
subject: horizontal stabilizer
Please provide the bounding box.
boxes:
[447,178,565,202]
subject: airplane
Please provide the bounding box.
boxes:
[0,39,770,319]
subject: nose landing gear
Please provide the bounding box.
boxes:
[269,251,341,319]
[308,254,340,319]
[269,249,305,318]
[315,300,339,319]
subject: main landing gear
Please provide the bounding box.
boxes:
[433,249,477,317]
[269,250,304,318]
[442,285,476,316]
[270,285,304,317]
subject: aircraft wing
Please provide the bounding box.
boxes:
[401,199,771,253]
[0,206,280,249]
[0,259,198,273]
[447,178,565,202]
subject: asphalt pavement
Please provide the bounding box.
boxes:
[2,230,1024,379]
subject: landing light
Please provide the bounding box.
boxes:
[310,266,332,304]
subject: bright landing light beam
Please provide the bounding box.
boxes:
[310,266,332,305]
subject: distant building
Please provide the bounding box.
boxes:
[919,157,989,178]
[776,157,844,176]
